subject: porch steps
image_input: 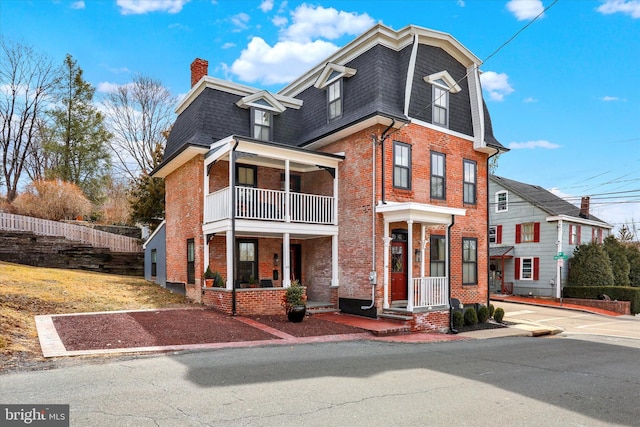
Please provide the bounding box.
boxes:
[306,301,339,315]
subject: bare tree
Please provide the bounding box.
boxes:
[0,38,60,201]
[103,74,175,179]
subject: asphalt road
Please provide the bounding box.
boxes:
[2,335,639,426]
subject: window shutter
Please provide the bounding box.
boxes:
[569,225,574,244]
[515,224,521,244]
[515,258,521,280]
[577,226,581,244]
[533,257,540,281]
[497,225,502,244]
[534,222,540,242]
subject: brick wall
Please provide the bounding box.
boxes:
[165,155,205,302]
[202,287,306,315]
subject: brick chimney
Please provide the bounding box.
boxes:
[190,58,208,88]
[580,196,590,218]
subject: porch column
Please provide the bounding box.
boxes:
[556,219,563,299]
[203,161,210,282]
[420,224,426,278]
[228,156,234,218]
[284,160,290,223]
[407,219,414,311]
[333,166,339,225]
[383,220,391,309]
[283,232,291,288]
[331,234,339,287]
[225,230,233,290]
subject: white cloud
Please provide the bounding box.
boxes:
[523,97,537,103]
[480,71,514,101]
[506,0,544,21]
[260,0,274,13]
[116,0,189,15]
[71,1,85,10]
[597,0,640,18]
[230,37,338,85]
[222,42,236,49]
[601,95,620,101]
[457,0,466,6]
[97,82,121,94]
[230,12,250,31]
[281,4,375,42]
[227,4,375,85]
[508,140,561,149]
[272,15,288,27]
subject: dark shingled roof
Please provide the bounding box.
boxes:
[490,175,609,224]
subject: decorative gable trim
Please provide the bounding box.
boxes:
[423,71,461,93]
[236,91,287,114]
[313,63,357,89]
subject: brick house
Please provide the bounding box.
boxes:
[152,23,506,332]
[489,175,612,298]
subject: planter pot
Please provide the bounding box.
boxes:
[287,305,306,323]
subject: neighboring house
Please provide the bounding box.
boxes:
[489,175,613,298]
[143,220,166,287]
[151,23,507,332]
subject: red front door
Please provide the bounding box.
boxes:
[391,240,407,301]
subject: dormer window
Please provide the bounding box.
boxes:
[424,71,461,129]
[315,63,356,122]
[252,108,271,141]
[328,79,342,120]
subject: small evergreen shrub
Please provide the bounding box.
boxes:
[463,307,478,326]
[489,303,495,318]
[494,307,505,323]
[477,305,489,323]
[453,311,464,328]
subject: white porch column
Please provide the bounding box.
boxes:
[225,230,233,290]
[383,221,391,309]
[228,157,234,218]
[284,159,291,223]
[420,224,426,278]
[333,166,339,225]
[407,219,414,311]
[283,232,291,287]
[203,162,210,282]
[331,234,339,287]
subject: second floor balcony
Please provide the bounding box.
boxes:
[205,186,336,225]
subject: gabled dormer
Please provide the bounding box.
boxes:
[314,63,357,122]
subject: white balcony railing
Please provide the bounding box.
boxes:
[413,276,449,308]
[205,186,335,225]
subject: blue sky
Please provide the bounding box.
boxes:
[1,0,639,233]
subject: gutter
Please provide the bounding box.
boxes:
[448,215,457,334]
[486,146,501,309]
[231,137,240,316]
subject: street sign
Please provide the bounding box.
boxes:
[553,252,568,260]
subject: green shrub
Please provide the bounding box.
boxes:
[604,236,630,286]
[477,305,489,323]
[463,307,478,326]
[453,311,464,328]
[494,307,505,323]
[489,303,495,318]
[567,242,614,286]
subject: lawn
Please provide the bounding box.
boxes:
[0,261,189,371]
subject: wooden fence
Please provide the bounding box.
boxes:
[0,212,142,252]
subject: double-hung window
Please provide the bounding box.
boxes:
[252,108,271,141]
[151,249,157,277]
[462,238,477,285]
[430,235,446,277]
[328,79,342,120]
[463,160,477,204]
[433,85,448,127]
[393,141,411,189]
[496,191,508,212]
[431,152,445,199]
[186,239,195,284]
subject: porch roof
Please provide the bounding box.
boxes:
[490,246,514,258]
[375,201,465,224]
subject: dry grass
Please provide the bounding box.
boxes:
[0,261,189,369]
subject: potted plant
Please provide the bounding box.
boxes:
[203,266,215,287]
[282,280,306,322]
[213,271,225,288]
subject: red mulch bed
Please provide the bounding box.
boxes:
[52,309,367,351]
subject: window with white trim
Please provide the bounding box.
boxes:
[328,79,342,120]
[496,191,508,212]
[252,108,272,141]
[521,257,533,280]
[432,85,448,127]
[489,226,497,244]
[463,160,476,204]
[522,223,535,243]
